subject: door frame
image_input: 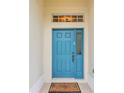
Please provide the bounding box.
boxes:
[52,28,84,79]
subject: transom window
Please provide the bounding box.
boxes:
[52,15,84,22]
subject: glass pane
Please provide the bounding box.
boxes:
[78,19,83,22]
[53,16,58,18]
[72,16,77,19]
[59,16,65,22]
[76,32,82,54]
[72,18,77,22]
[53,18,58,22]
[65,16,72,22]
[78,15,83,18]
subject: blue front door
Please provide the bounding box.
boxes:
[52,28,84,79]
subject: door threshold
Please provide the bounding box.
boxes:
[52,78,86,83]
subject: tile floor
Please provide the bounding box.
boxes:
[40,83,93,93]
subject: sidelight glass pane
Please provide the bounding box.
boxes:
[76,32,82,54]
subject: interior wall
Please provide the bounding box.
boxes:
[88,0,94,91]
[88,0,94,78]
[29,0,44,89]
[43,0,89,82]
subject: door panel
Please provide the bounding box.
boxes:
[52,28,84,78]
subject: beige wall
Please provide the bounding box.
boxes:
[29,0,44,88]
[88,0,94,77]
[43,0,89,82]
[87,0,94,91]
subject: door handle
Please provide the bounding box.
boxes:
[72,55,74,62]
[72,52,75,63]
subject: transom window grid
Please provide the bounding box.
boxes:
[53,15,84,22]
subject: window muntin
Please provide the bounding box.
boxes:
[53,15,84,22]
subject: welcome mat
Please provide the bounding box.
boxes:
[49,82,81,93]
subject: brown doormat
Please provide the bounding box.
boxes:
[49,82,81,93]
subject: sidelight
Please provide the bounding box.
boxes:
[76,32,82,55]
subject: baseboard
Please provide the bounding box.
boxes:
[88,75,94,91]
[30,74,44,93]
